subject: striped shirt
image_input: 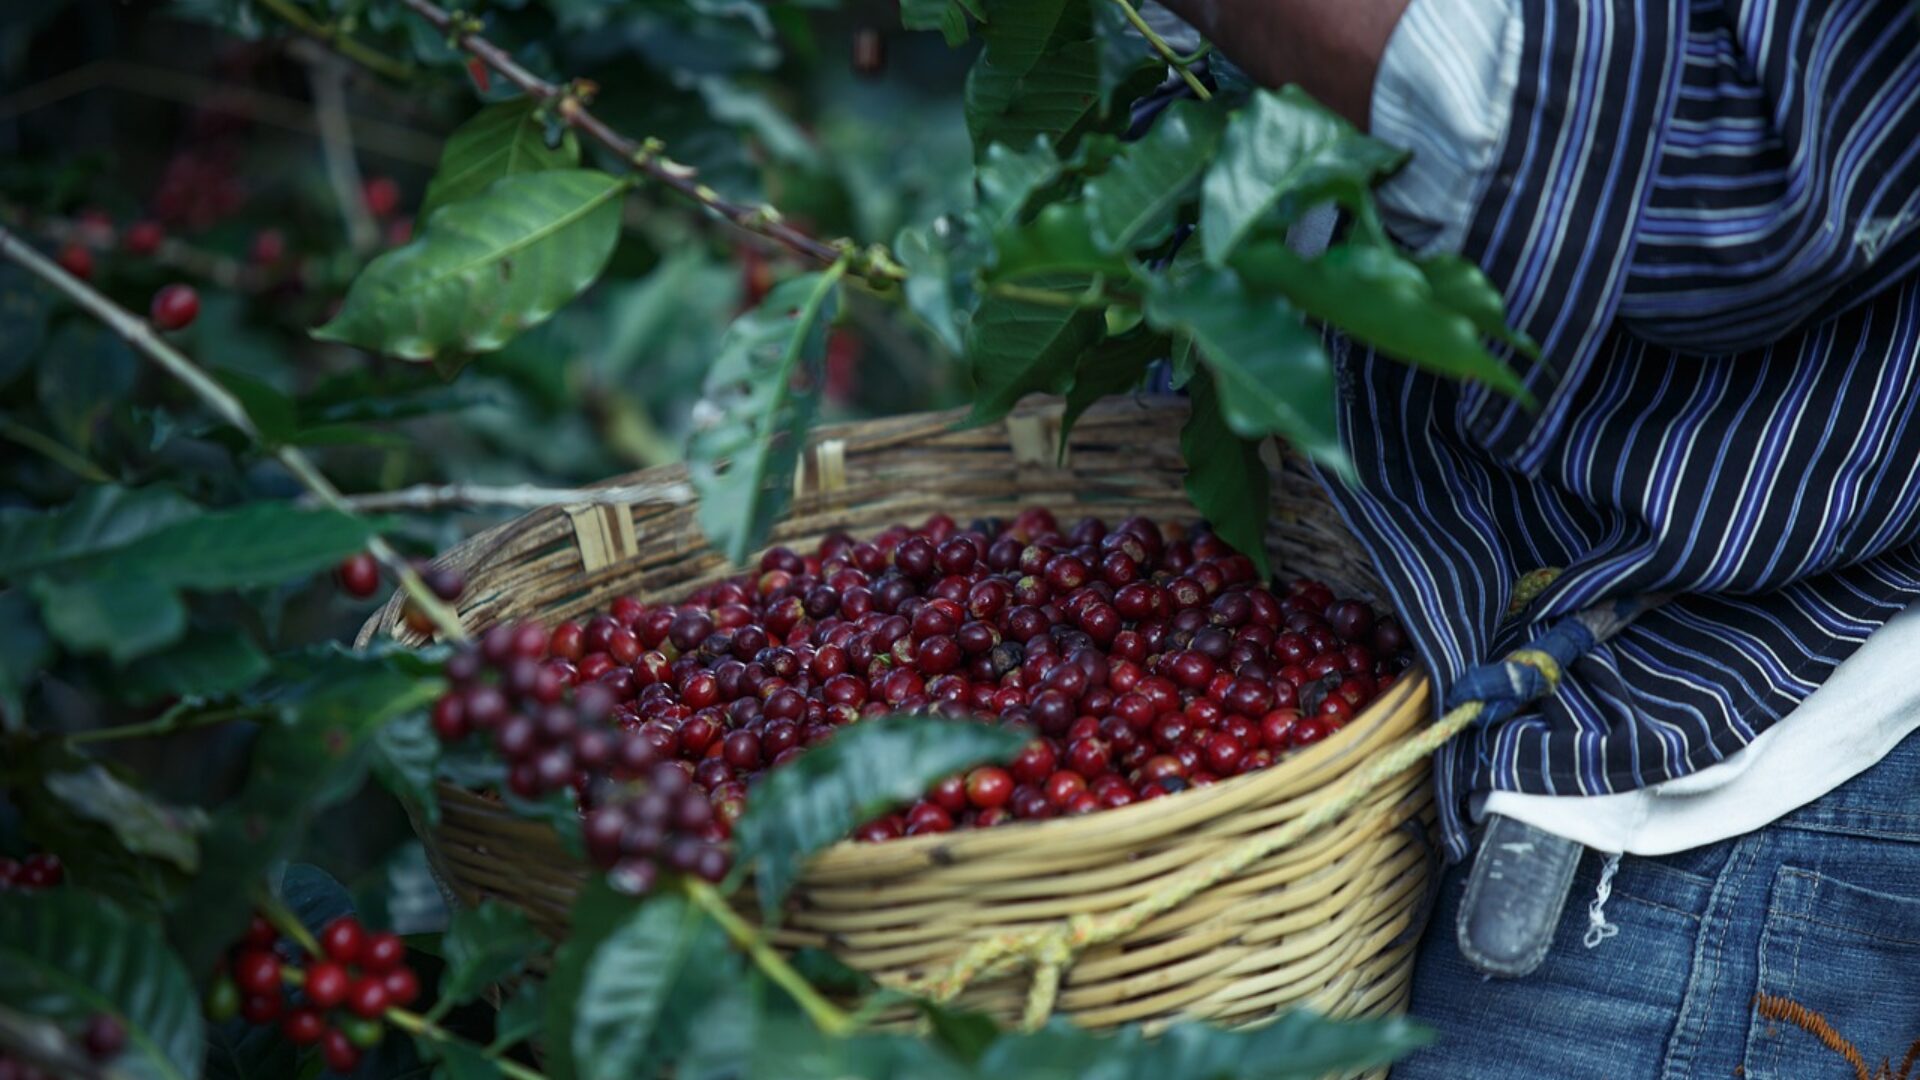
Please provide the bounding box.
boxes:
[1343,0,1920,859]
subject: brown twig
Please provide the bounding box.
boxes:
[0,223,468,643]
[22,210,273,293]
[306,479,693,513]
[391,0,906,285]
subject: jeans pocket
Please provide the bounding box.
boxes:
[1740,865,1920,1080]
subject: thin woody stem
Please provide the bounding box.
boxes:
[0,223,468,643]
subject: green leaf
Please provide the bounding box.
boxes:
[962,279,1105,427]
[541,880,628,1080]
[1143,265,1346,472]
[315,170,627,360]
[119,629,269,702]
[420,98,580,219]
[168,660,440,975]
[1180,370,1272,579]
[36,322,135,450]
[424,1037,504,1080]
[895,221,979,355]
[975,1011,1434,1079]
[0,265,51,388]
[734,715,1025,914]
[921,1001,1002,1065]
[436,902,543,1012]
[901,0,970,45]
[2,738,190,913]
[0,891,203,1080]
[975,139,1063,230]
[965,0,1100,155]
[211,369,297,445]
[571,892,715,1080]
[371,711,443,825]
[491,982,544,1051]
[1089,0,1158,110]
[1199,86,1406,265]
[1418,252,1540,357]
[697,77,821,169]
[1233,242,1531,400]
[0,485,200,578]
[1060,329,1164,448]
[0,590,51,726]
[29,574,187,663]
[988,202,1132,282]
[1084,100,1225,253]
[687,267,845,566]
[71,504,386,590]
[43,766,207,873]
[749,1015,973,1080]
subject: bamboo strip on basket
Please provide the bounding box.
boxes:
[363,396,1438,1036]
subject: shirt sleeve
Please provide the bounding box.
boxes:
[1368,0,1524,256]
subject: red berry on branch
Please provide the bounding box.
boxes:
[56,243,94,280]
[319,916,365,965]
[346,975,390,1019]
[336,553,380,598]
[362,176,401,218]
[81,1014,127,1060]
[305,961,350,1009]
[149,283,199,331]
[281,1007,325,1046]
[232,950,281,996]
[321,1028,362,1073]
[123,220,164,256]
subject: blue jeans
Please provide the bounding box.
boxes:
[1392,727,1920,1079]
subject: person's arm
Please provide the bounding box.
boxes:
[1154,0,1410,130]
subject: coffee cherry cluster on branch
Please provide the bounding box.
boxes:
[207,914,419,1073]
[430,509,1412,884]
[0,853,62,891]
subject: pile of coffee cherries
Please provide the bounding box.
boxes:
[207,914,421,1073]
[430,509,1411,887]
[0,853,62,891]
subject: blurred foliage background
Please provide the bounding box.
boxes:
[0,0,981,912]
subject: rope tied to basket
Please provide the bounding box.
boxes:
[903,589,1664,1028]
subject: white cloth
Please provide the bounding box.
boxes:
[1485,603,1920,855]
[1369,0,1523,254]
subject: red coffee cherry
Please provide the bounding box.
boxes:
[148,283,199,330]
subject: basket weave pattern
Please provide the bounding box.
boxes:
[363,397,1437,1032]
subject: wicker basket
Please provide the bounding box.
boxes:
[361,395,1438,1034]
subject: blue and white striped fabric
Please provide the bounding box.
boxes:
[1336,0,1920,860]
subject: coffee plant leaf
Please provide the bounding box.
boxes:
[900,0,972,45]
[36,322,134,451]
[895,222,973,354]
[675,980,763,1080]
[961,276,1105,427]
[421,98,581,219]
[44,765,207,873]
[28,574,188,663]
[118,629,269,703]
[921,1001,1002,1065]
[569,891,722,1080]
[1199,86,1406,265]
[687,267,844,566]
[1233,241,1531,401]
[168,661,440,975]
[3,738,191,913]
[277,862,356,937]
[0,265,53,387]
[0,589,52,725]
[424,1036,503,1080]
[0,891,204,1080]
[492,982,545,1051]
[964,0,1099,155]
[1179,370,1272,579]
[975,138,1063,230]
[749,1015,973,1080]
[0,484,200,579]
[1089,0,1161,111]
[203,1015,299,1080]
[734,714,1025,914]
[371,710,444,826]
[315,170,627,360]
[542,880,633,1080]
[987,201,1132,281]
[1143,264,1346,474]
[1059,328,1165,450]
[1084,100,1226,253]
[437,901,543,1011]
[975,1011,1433,1079]
[1417,252,1541,358]
[66,504,389,591]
